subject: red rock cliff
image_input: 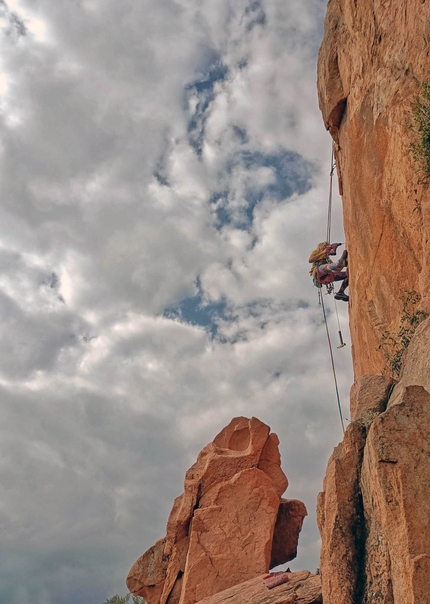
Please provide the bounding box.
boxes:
[318,0,430,378]
[317,2,430,602]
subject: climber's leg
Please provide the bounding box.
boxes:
[334,273,349,301]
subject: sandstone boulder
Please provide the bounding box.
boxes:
[127,417,307,604]
[126,538,168,604]
[270,499,307,569]
[180,468,280,604]
[195,571,322,604]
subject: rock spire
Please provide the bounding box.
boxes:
[127,417,307,604]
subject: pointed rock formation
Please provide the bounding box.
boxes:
[127,417,307,604]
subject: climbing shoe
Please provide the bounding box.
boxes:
[334,291,349,302]
[338,249,348,268]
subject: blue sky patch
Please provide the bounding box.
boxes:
[153,160,169,187]
[185,60,229,155]
[212,148,316,229]
[164,293,228,337]
[241,150,314,200]
[245,0,266,31]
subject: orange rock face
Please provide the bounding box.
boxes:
[349,374,393,423]
[318,320,430,603]
[127,417,307,604]
[317,422,366,604]
[318,0,430,378]
[195,571,322,604]
[270,499,307,569]
[318,0,430,594]
[361,384,430,603]
[181,468,280,604]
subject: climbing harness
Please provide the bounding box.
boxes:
[317,146,347,434]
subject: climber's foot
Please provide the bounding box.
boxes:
[334,291,349,302]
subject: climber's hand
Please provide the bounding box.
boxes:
[328,242,343,255]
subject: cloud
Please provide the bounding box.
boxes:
[0,0,352,601]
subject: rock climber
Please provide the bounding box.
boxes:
[309,241,349,301]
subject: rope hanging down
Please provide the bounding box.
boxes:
[334,297,346,349]
[319,289,346,434]
[326,146,335,243]
[320,146,346,434]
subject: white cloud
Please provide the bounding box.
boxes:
[0,0,353,601]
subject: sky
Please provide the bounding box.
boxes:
[0,1,353,602]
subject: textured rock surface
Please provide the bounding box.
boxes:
[195,571,322,604]
[392,316,430,394]
[350,374,393,423]
[318,1,430,597]
[318,322,430,603]
[318,0,430,378]
[127,538,168,604]
[270,500,307,569]
[180,468,280,604]
[127,417,307,604]
[361,385,430,603]
[317,423,366,604]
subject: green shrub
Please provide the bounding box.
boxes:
[378,290,428,377]
[410,81,430,179]
[105,594,145,604]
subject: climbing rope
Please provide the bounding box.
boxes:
[320,289,346,434]
[319,145,346,434]
[334,297,346,349]
[326,146,335,244]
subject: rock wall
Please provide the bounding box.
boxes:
[318,317,430,603]
[127,417,307,604]
[317,4,430,598]
[318,0,430,378]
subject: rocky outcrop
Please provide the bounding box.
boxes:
[195,571,322,604]
[127,417,307,604]
[270,499,307,569]
[389,314,430,396]
[361,384,430,603]
[318,318,430,603]
[317,422,367,604]
[349,374,394,423]
[318,0,430,378]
